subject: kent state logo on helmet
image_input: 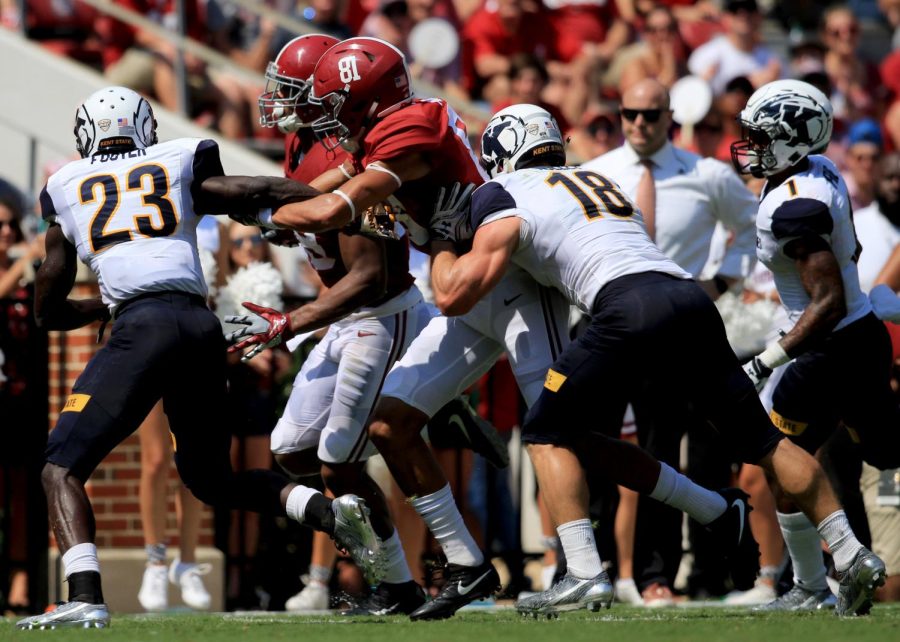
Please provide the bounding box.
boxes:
[480,104,565,179]
[731,79,833,178]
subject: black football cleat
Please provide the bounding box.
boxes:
[706,488,760,591]
[409,561,500,621]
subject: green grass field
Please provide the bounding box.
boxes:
[3,605,900,642]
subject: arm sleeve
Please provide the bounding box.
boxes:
[709,162,759,278]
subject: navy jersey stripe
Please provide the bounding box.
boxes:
[771,197,833,240]
[190,139,225,211]
[39,185,57,222]
[469,181,517,229]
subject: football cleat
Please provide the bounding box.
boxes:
[835,547,886,616]
[17,601,110,629]
[753,585,836,612]
[409,561,500,621]
[331,495,386,585]
[706,488,759,591]
[516,571,613,615]
[342,580,427,616]
[429,397,510,469]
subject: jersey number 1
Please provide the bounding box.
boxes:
[80,163,178,253]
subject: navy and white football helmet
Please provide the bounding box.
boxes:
[74,86,158,158]
[731,79,833,178]
[480,104,565,179]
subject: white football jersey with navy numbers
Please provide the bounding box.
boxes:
[756,155,872,331]
[40,138,225,310]
[471,166,691,313]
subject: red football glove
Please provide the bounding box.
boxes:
[223,302,294,362]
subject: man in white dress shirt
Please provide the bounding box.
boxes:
[583,78,759,602]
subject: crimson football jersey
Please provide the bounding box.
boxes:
[353,98,489,247]
[284,132,414,298]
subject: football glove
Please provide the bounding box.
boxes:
[429,182,475,243]
[223,302,294,362]
[263,228,303,247]
[743,356,773,392]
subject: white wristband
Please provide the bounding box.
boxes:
[258,208,276,228]
[339,164,354,180]
[332,189,357,221]
[367,163,402,188]
[759,342,790,369]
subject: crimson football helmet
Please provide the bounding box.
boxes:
[309,37,413,151]
[258,34,339,133]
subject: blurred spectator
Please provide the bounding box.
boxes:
[677,107,724,160]
[844,118,884,210]
[0,192,44,616]
[788,36,828,79]
[205,2,281,139]
[137,402,212,613]
[543,0,629,66]
[461,0,556,102]
[617,5,687,93]
[854,152,900,292]
[565,103,622,163]
[881,0,900,48]
[492,54,569,132]
[711,75,754,164]
[2,0,103,67]
[360,0,465,96]
[300,0,353,37]
[687,0,781,95]
[98,0,243,136]
[218,223,292,610]
[881,50,900,152]
[821,5,879,123]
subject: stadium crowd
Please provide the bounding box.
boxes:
[1,0,900,622]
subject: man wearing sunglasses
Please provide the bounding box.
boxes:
[582,77,759,605]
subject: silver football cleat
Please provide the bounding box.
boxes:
[331,494,385,585]
[753,585,836,612]
[16,601,110,630]
[516,571,614,615]
[836,547,886,616]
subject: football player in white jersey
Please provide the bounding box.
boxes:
[428,103,884,617]
[16,87,384,630]
[732,80,897,614]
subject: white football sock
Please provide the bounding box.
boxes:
[557,519,603,579]
[817,510,863,573]
[308,564,332,586]
[778,511,827,591]
[381,530,414,584]
[63,543,101,578]
[410,484,483,567]
[649,462,727,525]
[285,486,322,524]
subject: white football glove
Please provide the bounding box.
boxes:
[429,182,475,243]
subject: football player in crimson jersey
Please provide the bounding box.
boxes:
[234,35,509,616]
[254,34,434,614]
[229,37,504,619]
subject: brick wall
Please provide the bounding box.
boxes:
[47,283,215,549]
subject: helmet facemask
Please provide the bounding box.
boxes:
[731,121,780,178]
[309,89,352,151]
[258,64,319,133]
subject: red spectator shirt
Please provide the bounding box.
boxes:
[352,98,489,249]
[461,5,556,96]
[285,132,414,298]
[544,0,619,63]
